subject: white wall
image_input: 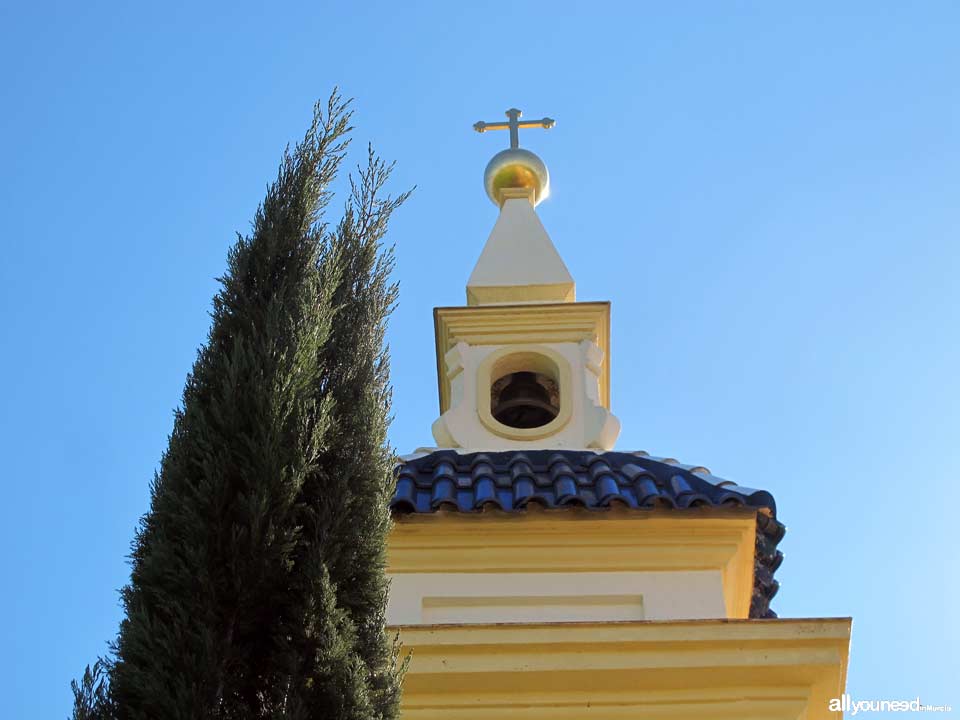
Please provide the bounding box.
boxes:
[387,570,726,625]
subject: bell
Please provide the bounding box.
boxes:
[492,372,558,429]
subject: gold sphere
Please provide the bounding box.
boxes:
[483,148,550,206]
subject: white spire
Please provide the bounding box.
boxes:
[466,190,575,306]
[430,109,618,451]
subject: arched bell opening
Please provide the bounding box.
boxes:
[489,354,561,430]
[491,371,559,429]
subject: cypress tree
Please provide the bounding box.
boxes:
[72,92,408,720]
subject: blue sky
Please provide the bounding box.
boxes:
[2,1,958,716]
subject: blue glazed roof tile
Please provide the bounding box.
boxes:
[392,449,785,618]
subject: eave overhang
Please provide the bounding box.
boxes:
[396,617,852,720]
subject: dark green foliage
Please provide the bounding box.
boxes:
[72,92,408,719]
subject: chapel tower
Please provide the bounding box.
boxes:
[387,109,851,720]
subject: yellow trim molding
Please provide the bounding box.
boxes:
[466,282,576,306]
[395,617,851,720]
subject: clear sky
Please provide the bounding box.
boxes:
[2,1,958,716]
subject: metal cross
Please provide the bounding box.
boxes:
[473,108,555,149]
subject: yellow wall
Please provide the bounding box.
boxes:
[395,618,851,720]
[387,508,758,623]
[388,503,849,719]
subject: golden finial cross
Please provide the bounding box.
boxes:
[473,108,555,149]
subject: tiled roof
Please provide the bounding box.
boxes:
[391,449,785,619]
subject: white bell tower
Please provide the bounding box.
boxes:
[431,110,620,450]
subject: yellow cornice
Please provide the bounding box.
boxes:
[395,617,851,720]
[466,282,576,306]
[433,301,611,414]
[388,509,757,619]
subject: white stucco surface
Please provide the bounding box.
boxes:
[432,339,620,450]
[387,570,727,625]
[466,197,574,303]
